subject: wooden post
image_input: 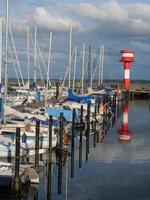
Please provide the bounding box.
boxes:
[48,116,53,159]
[56,81,59,99]
[79,105,83,168]
[13,127,21,192]
[71,109,76,178]
[86,102,90,161]
[35,120,40,172]
[93,102,97,148]
[45,116,53,200]
[46,161,52,200]
[58,112,63,195]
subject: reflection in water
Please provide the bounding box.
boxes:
[118,102,132,143]
[45,161,52,200]
[42,101,150,200]
[1,101,150,200]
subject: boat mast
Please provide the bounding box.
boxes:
[34,26,37,87]
[4,0,9,123]
[45,32,52,108]
[0,16,2,96]
[8,46,21,88]
[27,26,30,89]
[100,44,105,84]
[90,52,93,88]
[88,45,92,88]
[72,46,77,91]
[98,45,102,85]
[81,43,85,94]
[9,24,25,87]
[68,18,72,89]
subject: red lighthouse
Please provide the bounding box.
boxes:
[118,104,131,143]
[120,50,135,90]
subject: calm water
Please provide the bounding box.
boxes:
[1,100,150,200]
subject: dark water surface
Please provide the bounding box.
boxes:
[1,100,150,200]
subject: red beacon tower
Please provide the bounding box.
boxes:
[120,50,135,90]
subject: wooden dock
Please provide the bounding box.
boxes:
[122,89,150,99]
[130,90,150,99]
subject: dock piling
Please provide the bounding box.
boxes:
[48,116,53,160]
[79,105,83,169]
[71,108,76,178]
[35,120,40,172]
[93,102,97,148]
[56,82,59,99]
[46,161,52,200]
[58,112,64,195]
[86,102,90,161]
[13,127,21,192]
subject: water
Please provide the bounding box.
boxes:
[1,100,150,200]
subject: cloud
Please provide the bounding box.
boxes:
[74,1,128,23]
[33,7,82,32]
[9,4,82,33]
[73,1,150,37]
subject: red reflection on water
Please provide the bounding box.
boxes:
[118,103,132,143]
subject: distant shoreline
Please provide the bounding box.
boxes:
[1,78,150,83]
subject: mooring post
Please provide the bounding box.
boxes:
[58,112,63,195]
[35,120,40,172]
[13,127,21,192]
[71,108,76,178]
[102,102,106,132]
[46,161,52,200]
[48,116,53,160]
[111,94,116,127]
[96,100,100,143]
[79,105,83,169]
[114,93,117,122]
[97,99,100,114]
[86,102,90,161]
[45,116,53,200]
[56,81,59,99]
[33,193,39,200]
[93,102,97,148]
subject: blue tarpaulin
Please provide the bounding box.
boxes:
[67,89,94,103]
[46,107,77,122]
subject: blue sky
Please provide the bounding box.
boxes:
[1,0,150,81]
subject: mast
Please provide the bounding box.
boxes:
[88,45,92,87]
[9,24,25,87]
[4,0,9,123]
[68,18,72,89]
[72,46,77,91]
[81,43,85,94]
[100,44,105,84]
[27,26,30,89]
[98,45,102,85]
[90,53,93,88]
[0,17,2,95]
[34,26,37,87]
[8,46,21,88]
[45,32,52,107]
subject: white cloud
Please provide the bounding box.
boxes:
[73,1,150,36]
[33,7,82,32]
[9,4,82,33]
[74,1,128,23]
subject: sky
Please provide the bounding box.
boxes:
[0,0,150,81]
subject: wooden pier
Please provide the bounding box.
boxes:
[129,89,150,99]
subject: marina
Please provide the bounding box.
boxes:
[0,0,150,199]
